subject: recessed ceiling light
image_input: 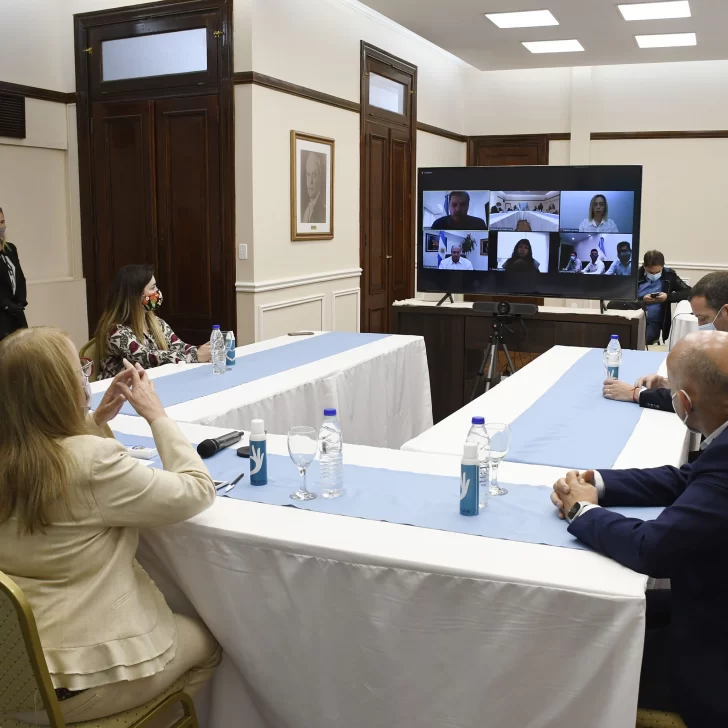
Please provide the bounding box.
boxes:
[522,39,584,54]
[485,10,559,29]
[635,32,697,48]
[618,1,691,21]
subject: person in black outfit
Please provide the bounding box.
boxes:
[603,271,728,413]
[431,191,487,230]
[0,207,27,341]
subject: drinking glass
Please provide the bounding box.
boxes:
[288,426,318,501]
[486,422,511,496]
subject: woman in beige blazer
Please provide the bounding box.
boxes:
[0,326,220,724]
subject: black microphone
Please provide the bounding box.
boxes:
[197,431,244,458]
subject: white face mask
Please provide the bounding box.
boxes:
[646,271,662,282]
[671,390,701,435]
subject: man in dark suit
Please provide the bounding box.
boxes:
[0,207,28,341]
[603,271,728,411]
[552,331,728,727]
[301,152,326,224]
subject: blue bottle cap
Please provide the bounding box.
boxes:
[212,324,220,329]
[472,416,485,425]
[324,408,337,416]
[611,334,619,339]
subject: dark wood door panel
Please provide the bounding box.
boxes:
[155,94,221,344]
[91,99,155,316]
[390,129,412,305]
[467,135,549,167]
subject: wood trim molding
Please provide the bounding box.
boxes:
[257,293,326,339]
[547,133,571,142]
[236,267,363,294]
[416,122,466,143]
[671,261,728,272]
[234,71,360,113]
[0,80,75,105]
[591,130,728,141]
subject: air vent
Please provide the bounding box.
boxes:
[0,94,26,139]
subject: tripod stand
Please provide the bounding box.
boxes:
[470,318,517,400]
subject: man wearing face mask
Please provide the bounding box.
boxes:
[561,252,582,272]
[604,241,633,276]
[603,272,728,411]
[551,331,728,727]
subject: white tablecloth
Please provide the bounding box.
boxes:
[402,345,690,470]
[91,332,432,449]
[111,415,649,728]
[668,299,698,350]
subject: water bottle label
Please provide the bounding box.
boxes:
[606,365,619,380]
[250,439,267,486]
[226,346,236,366]
[460,463,479,516]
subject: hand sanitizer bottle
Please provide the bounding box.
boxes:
[460,442,480,516]
[250,419,267,486]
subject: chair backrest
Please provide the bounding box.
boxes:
[79,338,99,383]
[0,571,66,727]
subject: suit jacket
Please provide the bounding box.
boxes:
[639,387,674,412]
[303,195,326,224]
[568,428,728,727]
[0,415,215,691]
[0,241,28,339]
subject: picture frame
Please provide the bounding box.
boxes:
[290,130,335,241]
[480,238,489,256]
[425,232,440,253]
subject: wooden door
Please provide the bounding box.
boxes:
[360,44,417,334]
[91,100,155,318]
[467,134,549,166]
[155,95,222,344]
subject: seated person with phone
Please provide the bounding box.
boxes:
[603,271,728,411]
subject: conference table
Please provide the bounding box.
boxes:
[402,344,690,471]
[490,209,560,232]
[90,332,431,449]
[109,337,689,728]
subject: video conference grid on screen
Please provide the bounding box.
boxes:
[422,189,635,275]
[417,166,642,301]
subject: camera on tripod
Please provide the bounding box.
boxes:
[470,301,538,399]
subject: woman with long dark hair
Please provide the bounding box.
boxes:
[0,207,28,341]
[503,238,540,272]
[95,264,210,379]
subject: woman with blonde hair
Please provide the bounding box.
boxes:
[578,194,619,233]
[0,206,28,341]
[0,326,220,724]
[95,264,210,379]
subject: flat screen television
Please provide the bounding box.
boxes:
[417,165,643,300]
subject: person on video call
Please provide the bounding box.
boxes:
[438,244,473,270]
[431,191,487,230]
[503,239,540,272]
[582,248,606,275]
[578,194,619,233]
[605,241,633,276]
[562,253,582,272]
[302,152,325,224]
[490,201,502,214]
[547,202,558,214]
[514,220,532,232]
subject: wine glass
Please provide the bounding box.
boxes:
[288,426,318,501]
[485,422,511,496]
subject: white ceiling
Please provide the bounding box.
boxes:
[358,0,728,71]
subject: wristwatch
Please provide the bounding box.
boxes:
[566,501,591,524]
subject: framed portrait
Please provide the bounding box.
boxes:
[425,232,440,253]
[291,131,334,241]
[480,238,489,256]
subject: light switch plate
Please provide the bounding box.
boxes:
[238,244,248,260]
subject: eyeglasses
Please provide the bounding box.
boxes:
[79,360,93,378]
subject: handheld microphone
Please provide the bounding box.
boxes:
[197,431,244,458]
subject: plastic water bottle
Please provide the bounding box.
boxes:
[210,325,226,375]
[460,442,480,517]
[318,408,343,498]
[604,334,622,380]
[466,416,490,509]
[250,419,267,486]
[225,330,236,367]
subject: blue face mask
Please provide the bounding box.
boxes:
[699,305,724,332]
[646,271,662,282]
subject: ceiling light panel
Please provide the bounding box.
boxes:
[522,39,585,54]
[635,32,697,47]
[485,10,559,29]
[618,1,691,21]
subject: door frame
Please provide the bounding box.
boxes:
[73,0,235,336]
[359,41,417,332]
[467,134,550,166]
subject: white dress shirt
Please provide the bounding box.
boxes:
[582,259,605,275]
[439,257,473,270]
[578,218,619,233]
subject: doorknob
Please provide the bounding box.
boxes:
[386,255,393,259]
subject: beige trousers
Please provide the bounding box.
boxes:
[19,615,220,726]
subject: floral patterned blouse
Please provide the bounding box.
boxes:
[98,317,199,379]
